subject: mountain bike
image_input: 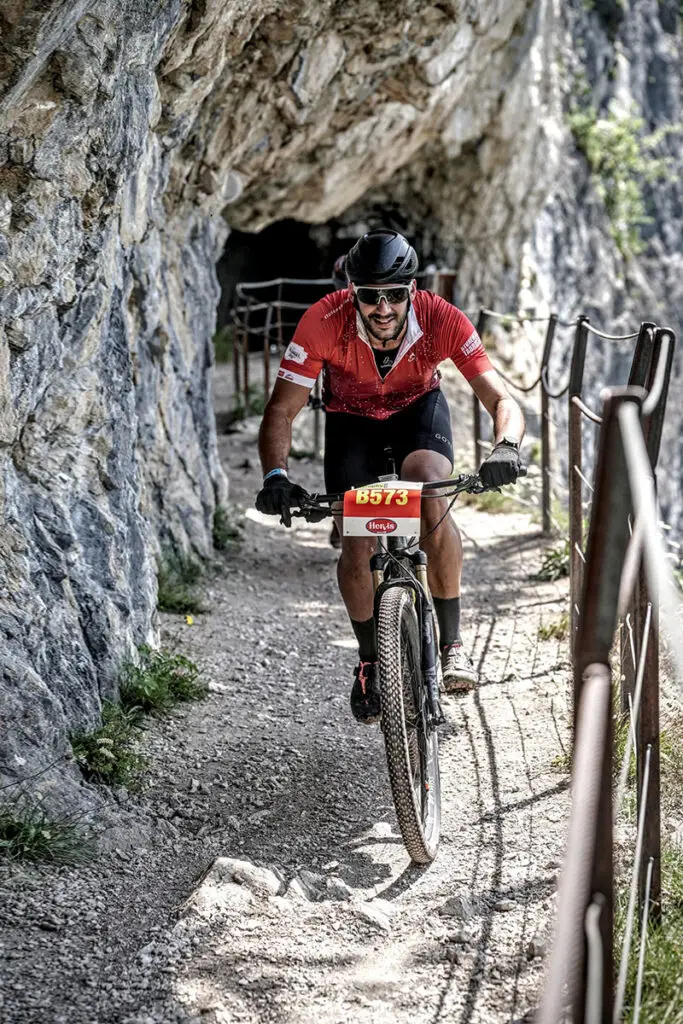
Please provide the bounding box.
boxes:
[290,466,524,863]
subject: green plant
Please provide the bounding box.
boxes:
[568,106,674,255]
[0,800,94,863]
[538,611,569,641]
[232,385,266,421]
[157,551,205,614]
[616,841,683,1022]
[213,504,244,551]
[119,646,206,716]
[551,750,572,774]
[528,440,542,465]
[534,539,570,581]
[71,703,146,789]
[459,488,518,514]
[289,446,317,460]
[213,325,233,363]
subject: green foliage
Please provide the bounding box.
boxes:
[71,703,146,789]
[119,646,206,716]
[459,488,518,514]
[538,611,569,641]
[551,750,572,774]
[289,446,317,460]
[157,551,205,614]
[616,842,683,1023]
[528,440,542,465]
[213,325,234,363]
[534,539,570,581]
[71,648,204,791]
[232,385,266,421]
[567,106,674,255]
[213,504,244,551]
[0,800,94,863]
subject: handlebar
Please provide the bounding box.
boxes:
[290,468,526,522]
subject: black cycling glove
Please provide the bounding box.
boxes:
[479,443,521,488]
[255,474,309,528]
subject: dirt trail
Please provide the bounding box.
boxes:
[1,367,573,1024]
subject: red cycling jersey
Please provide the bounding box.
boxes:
[277,289,492,420]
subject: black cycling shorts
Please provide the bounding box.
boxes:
[324,389,453,493]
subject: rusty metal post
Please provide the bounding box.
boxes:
[232,308,242,403]
[313,373,322,458]
[571,388,645,1022]
[242,295,251,403]
[276,282,284,352]
[568,316,590,649]
[621,323,657,714]
[635,327,676,925]
[433,271,457,301]
[263,304,273,399]
[540,314,558,535]
[473,309,487,471]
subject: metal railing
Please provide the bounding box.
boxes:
[537,327,681,1024]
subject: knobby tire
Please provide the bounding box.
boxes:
[377,586,441,864]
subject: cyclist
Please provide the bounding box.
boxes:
[256,229,525,723]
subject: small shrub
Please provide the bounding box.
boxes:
[289,446,317,460]
[157,551,205,614]
[120,646,206,716]
[232,385,266,421]
[538,612,569,641]
[0,800,94,863]
[534,539,570,581]
[459,488,517,514]
[213,504,244,551]
[568,105,674,255]
[213,325,233,363]
[71,703,146,789]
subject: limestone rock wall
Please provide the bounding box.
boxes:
[1,0,679,811]
[1,0,556,808]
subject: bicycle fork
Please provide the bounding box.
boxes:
[371,547,444,728]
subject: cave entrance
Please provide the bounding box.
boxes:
[216,218,353,330]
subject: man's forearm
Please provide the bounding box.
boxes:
[258,404,294,475]
[493,397,525,444]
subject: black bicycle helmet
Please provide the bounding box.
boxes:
[346,229,418,285]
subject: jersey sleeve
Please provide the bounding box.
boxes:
[433,296,493,381]
[276,304,328,390]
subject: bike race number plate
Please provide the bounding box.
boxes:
[342,481,424,537]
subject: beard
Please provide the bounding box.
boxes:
[359,302,410,346]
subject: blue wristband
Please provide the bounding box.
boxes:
[263,468,288,483]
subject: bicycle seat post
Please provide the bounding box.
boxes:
[378,445,398,482]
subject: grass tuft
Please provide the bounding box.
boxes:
[551,750,572,774]
[213,325,233,363]
[119,646,206,716]
[71,703,146,789]
[157,551,205,614]
[71,648,205,791]
[459,488,518,515]
[0,800,95,864]
[538,611,569,641]
[533,539,570,581]
[213,504,244,552]
[232,385,266,421]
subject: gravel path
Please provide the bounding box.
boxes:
[0,368,573,1024]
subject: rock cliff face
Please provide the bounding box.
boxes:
[0,0,680,809]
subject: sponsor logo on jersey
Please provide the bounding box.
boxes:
[283,341,308,365]
[461,330,484,357]
[366,518,398,534]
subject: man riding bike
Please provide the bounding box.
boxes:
[255,229,525,723]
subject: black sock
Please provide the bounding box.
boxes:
[351,617,378,662]
[433,596,461,648]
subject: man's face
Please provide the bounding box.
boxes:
[354,281,417,346]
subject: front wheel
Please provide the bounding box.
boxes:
[377,586,441,863]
